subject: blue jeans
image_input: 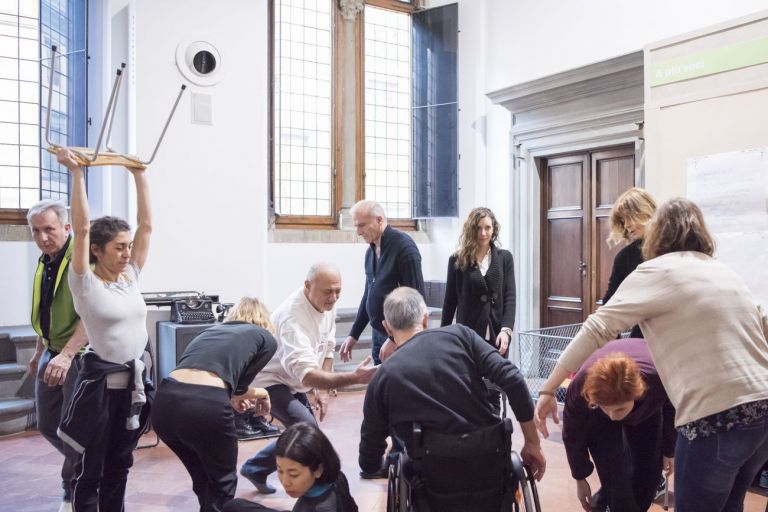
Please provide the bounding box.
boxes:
[371,328,388,365]
[674,413,768,512]
[240,385,316,480]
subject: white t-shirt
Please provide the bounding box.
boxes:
[252,287,336,394]
[68,262,147,388]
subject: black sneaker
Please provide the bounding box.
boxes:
[239,469,276,494]
[250,415,281,437]
[359,467,389,479]
[235,413,263,441]
[654,478,667,501]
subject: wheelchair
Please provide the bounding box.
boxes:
[386,418,542,512]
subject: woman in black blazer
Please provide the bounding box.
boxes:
[602,187,657,339]
[441,207,515,414]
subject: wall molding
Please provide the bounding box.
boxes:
[488,51,644,156]
[486,51,644,332]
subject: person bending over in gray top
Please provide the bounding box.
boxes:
[535,198,768,512]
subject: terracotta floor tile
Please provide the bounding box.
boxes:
[2,390,766,511]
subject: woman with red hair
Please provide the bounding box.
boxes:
[561,338,675,512]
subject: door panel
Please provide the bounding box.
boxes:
[591,148,636,311]
[548,218,583,299]
[541,155,588,327]
[541,146,635,327]
[549,163,583,208]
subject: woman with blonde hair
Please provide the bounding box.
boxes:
[562,339,675,512]
[602,187,657,338]
[151,296,278,512]
[536,198,768,512]
[441,207,516,415]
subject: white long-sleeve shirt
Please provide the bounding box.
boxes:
[559,251,768,426]
[252,287,336,393]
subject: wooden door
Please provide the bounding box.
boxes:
[591,147,636,312]
[541,146,635,327]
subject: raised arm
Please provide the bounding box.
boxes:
[127,167,152,270]
[57,149,89,275]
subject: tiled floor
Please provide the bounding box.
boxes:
[2,390,767,511]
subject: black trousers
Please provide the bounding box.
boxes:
[152,379,238,512]
[71,389,147,512]
[588,411,664,512]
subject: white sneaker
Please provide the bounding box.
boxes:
[58,501,73,512]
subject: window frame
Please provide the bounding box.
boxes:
[269,0,342,229]
[269,0,418,230]
[360,0,417,229]
[0,0,89,226]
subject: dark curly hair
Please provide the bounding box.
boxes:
[89,216,131,264]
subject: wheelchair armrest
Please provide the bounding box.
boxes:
[412,422,423,455]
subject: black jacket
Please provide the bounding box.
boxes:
[441,247,516,349]
[58,351,153,454]
[602,239,644,338]
[359,324,534,473]
[349,225,424,338]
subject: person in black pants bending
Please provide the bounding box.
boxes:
[561,339,675,512]
[151,297,277,512]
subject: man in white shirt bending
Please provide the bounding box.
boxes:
[239,262,377,493]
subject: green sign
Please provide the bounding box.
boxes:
[650,36,768,87]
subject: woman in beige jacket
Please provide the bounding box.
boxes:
[535,198,768,512]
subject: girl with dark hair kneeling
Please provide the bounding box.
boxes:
[224,422,358,512]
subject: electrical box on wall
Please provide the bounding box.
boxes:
[191,93,212,125]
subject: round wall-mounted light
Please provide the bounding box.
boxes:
[193,50,216,75]
[176,38,223,86]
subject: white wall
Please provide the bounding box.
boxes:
[0,242,38,326]
[480,0,768,331]
[485,0,768,92]
[130,0,446,313]
[129,0,271,305]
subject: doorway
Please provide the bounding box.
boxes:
[540,145,636,327]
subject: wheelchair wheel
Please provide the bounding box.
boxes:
[387,462,399,512]
[387,457,411,512]
[513,480,534,512]
[509,452,541,512]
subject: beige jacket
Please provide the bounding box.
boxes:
[559,251,768,426]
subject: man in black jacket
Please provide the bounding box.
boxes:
[340,200,424,366]
[359,287,546,509]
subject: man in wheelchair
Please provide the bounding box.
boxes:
[358,287,546,511]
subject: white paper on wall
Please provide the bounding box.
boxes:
[687,148,768,308]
